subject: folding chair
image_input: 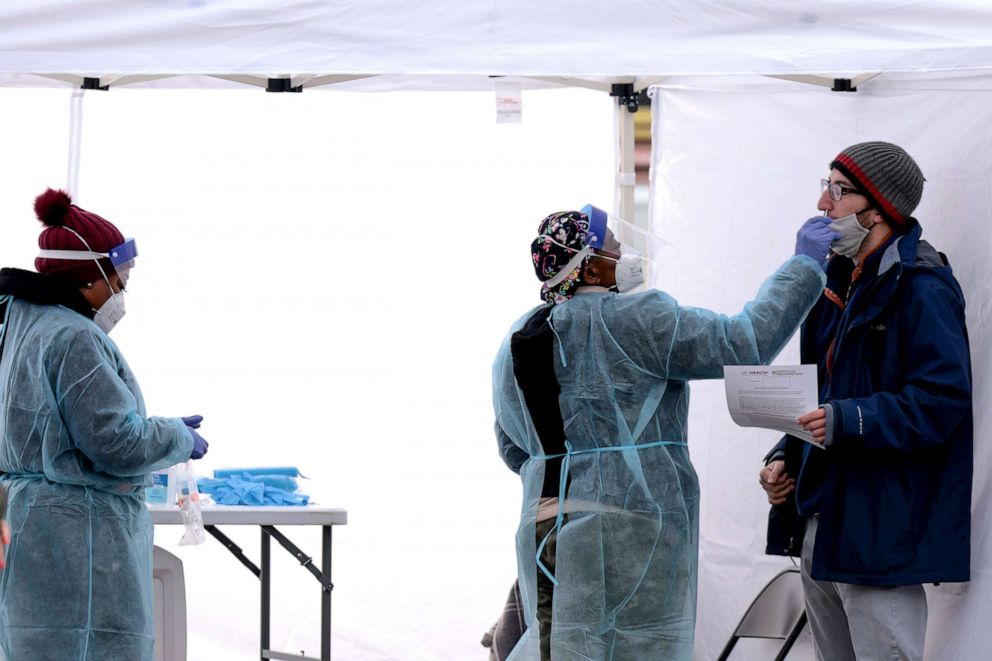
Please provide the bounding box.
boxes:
[153,546,188,661]
[717,566,807,661]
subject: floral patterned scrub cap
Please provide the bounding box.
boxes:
[531,210,593,305]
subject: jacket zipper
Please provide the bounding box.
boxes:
[827,270,898,393]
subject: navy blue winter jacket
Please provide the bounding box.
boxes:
[766,221,972,586]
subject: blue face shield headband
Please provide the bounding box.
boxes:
[38,238,138,283]
[107,238,138,267]
[581,204,609,250]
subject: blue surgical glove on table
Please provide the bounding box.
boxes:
[795,216,841,266]
[197,473,309,506]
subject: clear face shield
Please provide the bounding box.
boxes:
[106,238,138,287]
[581,204,660,293]
[38,235,138,288]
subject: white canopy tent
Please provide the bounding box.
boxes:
[4,1,992,79]
[1,2,990,660]
[5,0,992,220]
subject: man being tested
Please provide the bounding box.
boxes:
[492,205,836,660]
[759,142,973,661]
[0,189,210,661]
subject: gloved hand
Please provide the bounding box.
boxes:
[795,216,840,267]
[188,427,209,460]
[182,415,203,429]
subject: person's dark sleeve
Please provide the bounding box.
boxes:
[496,420,529,475]
[763,435,788,465]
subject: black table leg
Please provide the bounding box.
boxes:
[261,528,271,660]
[321,525,332,660]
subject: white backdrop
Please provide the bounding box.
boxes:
[0,86,617,660]
[649,75,992,661]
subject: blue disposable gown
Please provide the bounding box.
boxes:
[0,297,193,661]
[492,255,826,660]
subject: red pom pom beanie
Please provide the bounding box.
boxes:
[34,189,124,284]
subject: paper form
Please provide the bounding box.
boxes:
[722,364,822,447]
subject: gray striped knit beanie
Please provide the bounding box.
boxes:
[830,141,925,225]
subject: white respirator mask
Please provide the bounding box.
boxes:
[592,251,646,293]
[612,252,646,292]
[92,286,127,334]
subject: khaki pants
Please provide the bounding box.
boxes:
[802,516,927,661]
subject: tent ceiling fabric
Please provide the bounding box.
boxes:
[2,1,992,88]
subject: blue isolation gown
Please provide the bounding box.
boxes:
[492,255,826,660]
[0,297,193,661]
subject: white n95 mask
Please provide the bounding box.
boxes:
[93,289,126,334]
[828,213,870,259]
[613,253,646,293]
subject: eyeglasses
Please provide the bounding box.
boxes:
[820,179,864,202]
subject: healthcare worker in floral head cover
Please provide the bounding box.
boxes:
[492,205,835,660]
[0,189,209,660]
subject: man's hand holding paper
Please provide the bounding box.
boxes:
[797,407,828,445]
[723,365,824,448]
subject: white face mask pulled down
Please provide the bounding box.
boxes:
[828,213,870,259]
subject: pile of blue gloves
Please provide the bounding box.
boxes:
[197,467,309,506]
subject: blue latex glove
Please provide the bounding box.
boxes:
[182,415,203,429]
[795,216,841,267]
[197,476,309,506]
[188,427,209,460]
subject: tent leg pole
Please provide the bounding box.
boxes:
[615,102,636,223]
[67,89,85,198]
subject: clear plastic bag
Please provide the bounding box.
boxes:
[175,460,206,546]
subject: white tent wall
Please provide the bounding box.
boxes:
[649,75,991,660]
[0,86,616,659]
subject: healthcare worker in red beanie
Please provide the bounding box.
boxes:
[0,189,209,660]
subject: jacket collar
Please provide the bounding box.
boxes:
[0,268,95,319]
[879,218,922,276]
[846,219,960,326]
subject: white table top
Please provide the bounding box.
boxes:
[148,505,348,526]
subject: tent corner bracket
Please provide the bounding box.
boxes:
[81,77,108,91]
[610,83,639,113]
[831,78,857,93]
[266,78,302,93]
